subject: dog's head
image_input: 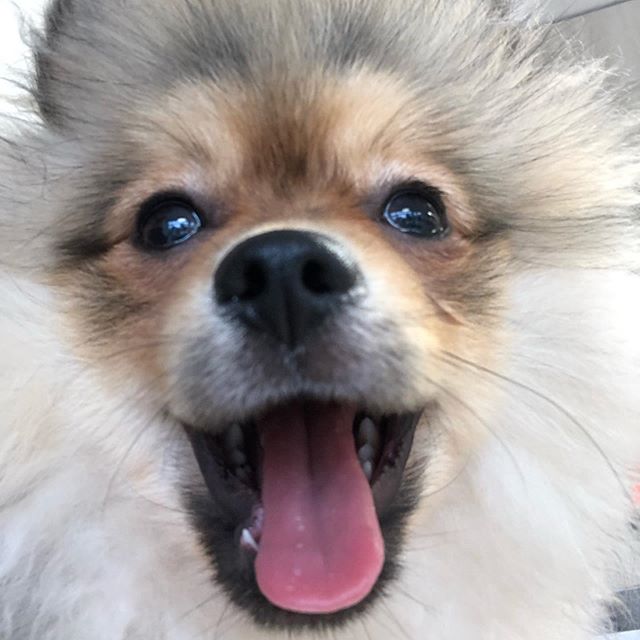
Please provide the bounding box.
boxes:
[5,0,639,633]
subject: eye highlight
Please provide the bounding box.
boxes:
[138,197,203,250]
[382,185,449,239]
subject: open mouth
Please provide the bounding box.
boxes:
[187,401,420,618]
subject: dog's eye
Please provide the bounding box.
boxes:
[138,198,203,250]
[382,187,449,239]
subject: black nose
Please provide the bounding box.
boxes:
[214,230,359,347]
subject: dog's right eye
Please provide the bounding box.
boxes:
[138,197,203,250]
[382,184,449,239]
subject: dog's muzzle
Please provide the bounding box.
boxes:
[182,228,423,624]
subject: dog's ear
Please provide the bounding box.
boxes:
[33,0,157,129]
[32,0,249,130]
[35,0,87,126]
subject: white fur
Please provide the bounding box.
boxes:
[1,269,639,640]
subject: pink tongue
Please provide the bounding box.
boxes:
[255,403,384,614]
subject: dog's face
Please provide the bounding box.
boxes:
[54,67,508,628]
[8,0,639,634]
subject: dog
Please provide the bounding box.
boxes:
[0,0,639,638]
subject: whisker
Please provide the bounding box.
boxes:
[176,594,216,625]
[420,376,528,493]
[101,407,168,511]
[438,350,631,503]
[359,617,374,640]
[379,599,412,640]
[395,586,433,613]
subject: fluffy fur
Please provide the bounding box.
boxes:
[1,1,640,638]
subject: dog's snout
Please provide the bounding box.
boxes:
[214,230,359,347]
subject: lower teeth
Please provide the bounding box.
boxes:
[241,528,259,552]
[357,417,380,449]
[355,416,382,483]
[358,443,376,464]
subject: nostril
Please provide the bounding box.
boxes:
[301,256,356,297]
[215,258,268,304]
[302,260,335,295]
[242,261,268,300]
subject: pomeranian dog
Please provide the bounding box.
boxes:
[0,0,639,638]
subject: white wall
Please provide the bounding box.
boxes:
[523,0,637,20]
[557,1,640,80]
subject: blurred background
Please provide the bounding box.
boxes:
[0,0,43,107]
[545,0,639,79]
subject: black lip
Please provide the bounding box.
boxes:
[184,403,424,631]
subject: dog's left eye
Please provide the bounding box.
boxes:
[382,186,449,239]
[138,198,203,250]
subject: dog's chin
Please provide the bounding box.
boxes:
[183,398,425,631]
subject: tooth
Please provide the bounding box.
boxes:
[362,461,373,482]
[358,444,376,464]
[357,417,380,450]
[229,450,247,466]
[241,529,259,552]
[225,424,244,451]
